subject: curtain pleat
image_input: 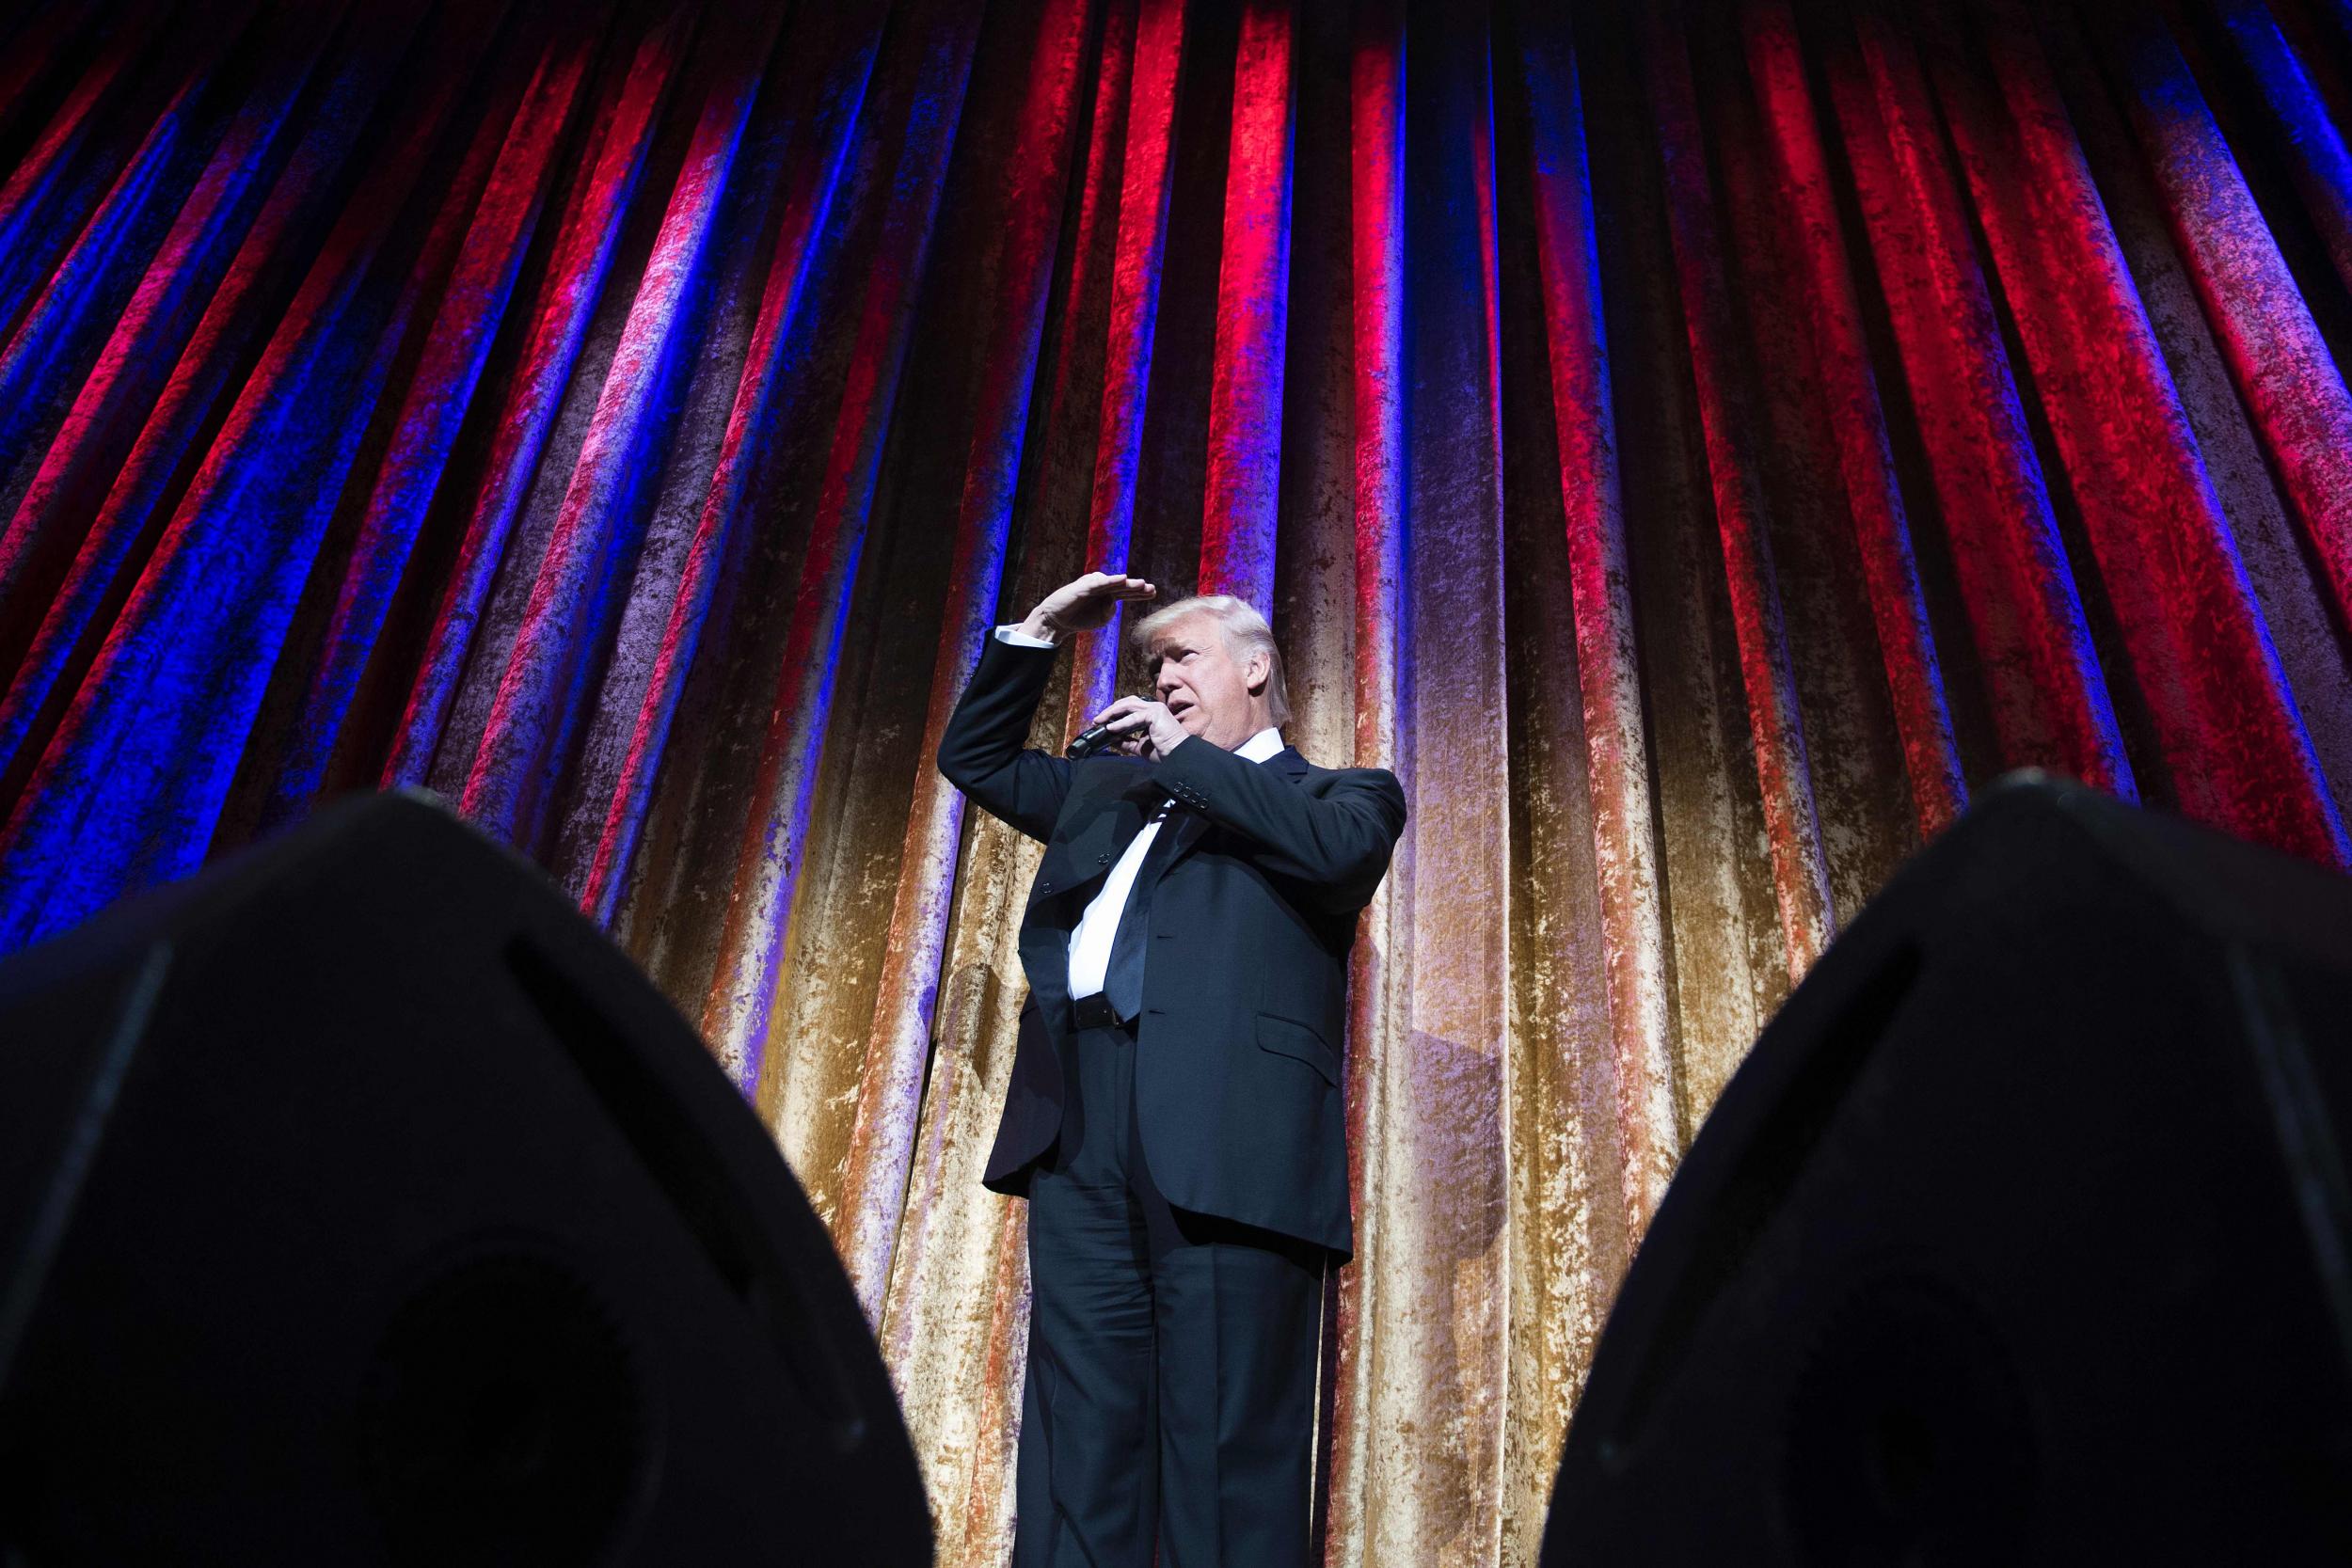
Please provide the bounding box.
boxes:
[1647,3,1837,977]
[704,0,981,1106]
[0,0,186,344]
[8,1,2352,1560]
[1198,0,1290,610]
[0,5,342,728]
[1829,8,2140,796]
[1338,11,1519,1560]
[1748,1,1967,844]
[259,8,601,838]
[1516,0,1677,1262]
[385,6,693,802]
[1938,0,2348,859]
[1327,3,1405,1557]
[842,0,1097,1324]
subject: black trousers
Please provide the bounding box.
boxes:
[1012,1016,1327,1568]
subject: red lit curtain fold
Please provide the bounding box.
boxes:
[6,0,2352,1560]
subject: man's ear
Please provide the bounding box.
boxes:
[1245,649,1269,697]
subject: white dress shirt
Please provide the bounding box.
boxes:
[992,625,1282,998]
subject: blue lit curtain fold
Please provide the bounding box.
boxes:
[5,0,2352,1561]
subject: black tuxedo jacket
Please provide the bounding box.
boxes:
[938,636,1406,1256]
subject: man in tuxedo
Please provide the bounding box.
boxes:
[938,570,1406,1568]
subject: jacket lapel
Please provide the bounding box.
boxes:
[1030,765,1154,913]
[1161,800,1211,864]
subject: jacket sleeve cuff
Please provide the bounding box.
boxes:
[1153,735,1232,811]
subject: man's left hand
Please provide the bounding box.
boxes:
[1091,696,1188,760]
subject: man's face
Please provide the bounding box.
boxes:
[1149,613,1266,752]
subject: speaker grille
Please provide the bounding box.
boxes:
[1779,1270,2036,1566]
[358,1246,647,1567]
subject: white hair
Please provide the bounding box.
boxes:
[1129,594,1292,727]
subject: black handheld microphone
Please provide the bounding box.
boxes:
[1065,721,1119,759]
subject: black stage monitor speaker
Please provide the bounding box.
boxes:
[0,791,931,1565]
[1543,775,2352,1565]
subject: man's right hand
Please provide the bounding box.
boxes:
[1018,572,1158,643]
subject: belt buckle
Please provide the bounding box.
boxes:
[1072,992,1119,1031]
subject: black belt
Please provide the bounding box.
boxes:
[1071,992,1126,1031]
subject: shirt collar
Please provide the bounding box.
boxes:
[1235,726,1284,764]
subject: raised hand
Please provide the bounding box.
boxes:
[1019,572,1157,642]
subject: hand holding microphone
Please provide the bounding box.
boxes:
[1067,696,1187,761]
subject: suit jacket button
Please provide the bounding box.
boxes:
[1041,879,1054,892]
[1097,853,1110,863]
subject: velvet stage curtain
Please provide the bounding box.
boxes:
[5,0,2352,1560]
